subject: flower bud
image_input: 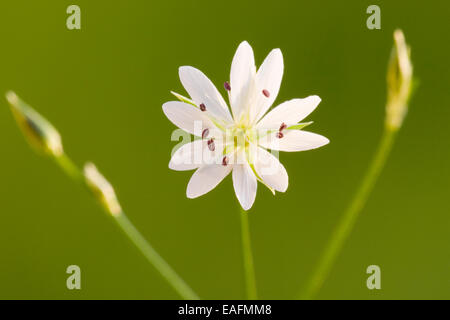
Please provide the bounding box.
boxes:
[84,163,122,217]
[386,29,414,131]
[6,91,63,157]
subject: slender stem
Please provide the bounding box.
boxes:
[298,128,397,299]
[239,208,257,300]
[54,153,83,182]
[114,212,199,300]
[53,153,199,300]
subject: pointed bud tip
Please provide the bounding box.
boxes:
[386,29,414,130]
[393,29,404,43]
[6,91,18,105]
[5,92,64,157]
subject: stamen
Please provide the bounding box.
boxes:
[199,103,206,111]
[222,156,229,166]
[224,81,231,91]
[262,89,270,97]
[276,132,284,139]
[202,128,209,139]
[207,138,215,151]
[279,122,287,131]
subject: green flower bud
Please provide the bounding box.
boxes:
[84,163,122,217]
[386,30,414,131]
[6,91,63,157]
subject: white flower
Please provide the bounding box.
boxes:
[163,41,329,210]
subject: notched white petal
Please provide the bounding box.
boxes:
[179,66,233,123]
[230,41,256,119]
[254,147,288,192]
[250,48,284,123]
[169,140,202,171]
[162,101,218,136]
[169,138,226,171]
[258,130,329,152]
[257,96,321,129]
[186,164,232,198]
[232,161,257,211]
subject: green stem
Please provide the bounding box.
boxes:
[53,154,199,300]
[239,208,257,300]
[114,212,199,300]
[298,128,397,299]
[54,153,83,182]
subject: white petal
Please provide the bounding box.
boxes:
[162,101,219,136]
[232,161,257,210]
[179,66,233,123]
[169,139,225,171]
[254,147,288,192]
[258,130,329,152]
[256,96,321,130]
[250,49,284,123]
[186,164,232,198]
[230,41,256,119]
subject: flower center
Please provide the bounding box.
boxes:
[220,125,258,160]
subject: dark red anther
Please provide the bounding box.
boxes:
[279,122,287,131]
[276,132,284,139]
[222,156,229,166]
[207,138,215,151]
[262,89,270,97]
[199,103,206,111]
[224,81,231,91]
[202,128,209,139]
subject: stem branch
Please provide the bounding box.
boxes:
[114,213,199,300]
[299,128,397,299]
[53,153,199,300]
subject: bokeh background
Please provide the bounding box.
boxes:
[0,0,448,299]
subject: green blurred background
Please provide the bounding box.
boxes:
[0,0,448,299]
